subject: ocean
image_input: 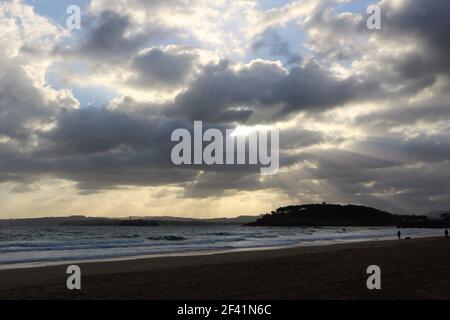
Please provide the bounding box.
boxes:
[0,225,443,269]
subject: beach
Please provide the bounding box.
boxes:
[0,236,449,299]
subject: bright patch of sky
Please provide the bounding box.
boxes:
[69,85,118,108]
[46,62,118,108]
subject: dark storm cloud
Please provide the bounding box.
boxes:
[0,109,198,193]
[167,59,380,124]
[0,58,53,140]
[68,10,170,61]
[273,62,379,116]
[0,150,200,193]
[383,0,450,73]
[0,105,271,194]
[130,47,198,88]
[0,51,78,144]
[39,107,181,156]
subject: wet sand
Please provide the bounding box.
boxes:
[1,237,449,299]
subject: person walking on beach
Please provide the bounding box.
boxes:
[397,230,401,240]
[445,229,448,239]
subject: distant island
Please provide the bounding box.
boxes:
[244,203,450,228]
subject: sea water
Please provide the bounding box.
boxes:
[0,225,443,269]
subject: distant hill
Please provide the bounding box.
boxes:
[0,216,92,227]
[0,214,261,227]
[244,204,448,228]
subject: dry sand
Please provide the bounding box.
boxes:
[1,237,449,299]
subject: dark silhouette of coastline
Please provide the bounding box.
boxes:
[244,203,449,228]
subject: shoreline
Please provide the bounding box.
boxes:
[1,236,450,299]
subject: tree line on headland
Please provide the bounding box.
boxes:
[244,203,450,228]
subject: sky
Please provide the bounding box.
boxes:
[1,0,450,218]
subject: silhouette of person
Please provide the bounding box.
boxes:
[397,230,401,239]
[445,229,448,239]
